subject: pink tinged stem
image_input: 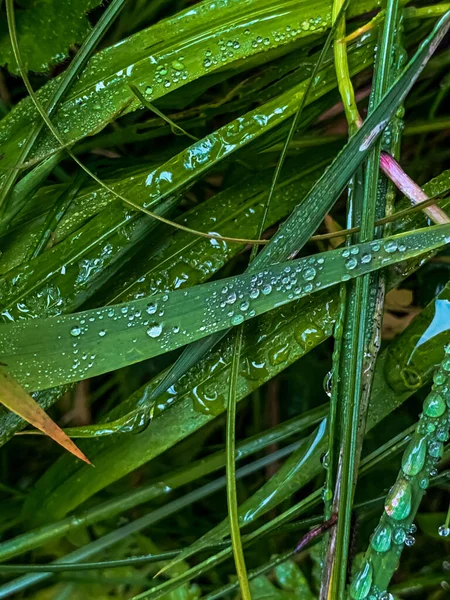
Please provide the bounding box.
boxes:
[380,151,449,224]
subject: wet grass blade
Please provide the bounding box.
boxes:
[2,225,450,391]
[350,345,450,598]
[9,168,450,523]
[322,1,403,596]
[0,0,127,225]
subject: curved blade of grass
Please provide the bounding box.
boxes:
[0,367,89,464]
[120,428,435,600]
[0,0,382,187]
[2,225,450,391]
[0,151,333,321]
[0,407,327,562]
[5,1,267,249]
[19,271,450,532]
[149,10,450,401]
[0,443,300,599]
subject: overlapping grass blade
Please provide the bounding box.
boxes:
[150,10,450,401]
[0,0,380,186]
[322,1,403,595]
[10,168,450,524]
[2,225,450,391]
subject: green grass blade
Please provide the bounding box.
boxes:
[20,267,450,528]
[2,225,450,391]
[0,408,327,561]
[225,326,251,599]
[349,346,450,598]
[0,443,300,598]
[322,1,403,596]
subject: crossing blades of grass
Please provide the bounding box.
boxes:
[149,10,450,401]
[2,225,450,391]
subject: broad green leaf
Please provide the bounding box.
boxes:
[0,0,102,73]
[2,226,450,392]
[0,367,89,464]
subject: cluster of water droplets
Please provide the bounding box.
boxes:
[350,344,450,599]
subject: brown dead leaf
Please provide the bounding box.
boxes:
[0,366,91,464]
[382,288,420,340]
[323,215,345,248]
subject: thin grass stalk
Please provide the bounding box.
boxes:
[225,326,251,598]
[322,2,402,597]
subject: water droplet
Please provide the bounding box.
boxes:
[371,523,392,552]
[171,59,185,71]
[345,257,358,270]
[98,330,106,337]
[303,267,317,281]
[145,86,153,95]
[262,284,272,295]
[405,534,415,546]
[361,253,372,264]
[350,559,373,599]
[323,371,332,397]
[146,303,157,315]
[401,435,427,476]
[428,440,444,458]
[384,240,398,253]
[392,526,406,544]
[231,314,244,325]
[70,326,81,337]
[385,478,412,520]
[147,323,163,338]
[423,392,446,417]
[268,342,290,365]
[438,525,450,537]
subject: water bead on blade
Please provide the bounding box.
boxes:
[349,560,373,600]
[384,478,412,521]
[401,435,427,476]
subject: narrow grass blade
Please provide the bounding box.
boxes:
[349,345,450,598]
[0,0,127,224]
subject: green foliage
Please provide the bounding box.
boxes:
[0,0,102,73]
[0,1,450,599]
